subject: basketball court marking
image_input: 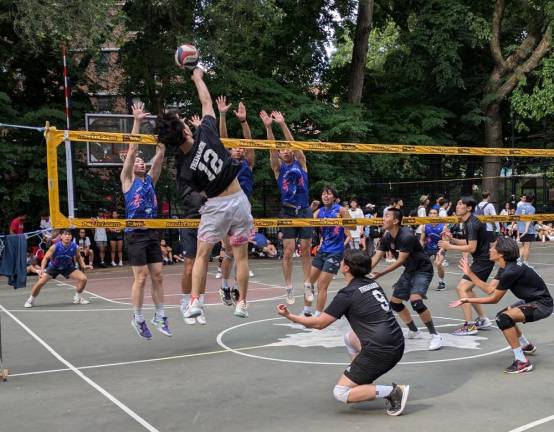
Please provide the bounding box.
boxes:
[0,304,160,432]
[216,316,511,366]
[508,415,554,432]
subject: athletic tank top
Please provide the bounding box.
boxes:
[50,241,77,269]
[124,175,158,230]
[424,223,444,254]
[277,159,309,208]
[237,159,253,198]
[319,204,345,254]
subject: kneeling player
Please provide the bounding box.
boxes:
[277,249,409,416]
[451,237,553,374]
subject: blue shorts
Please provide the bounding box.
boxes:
[179,228,198,258]
[392,270,433,301]
[279,206,313,240]
[312,251,343,275]
[45,264,76,279]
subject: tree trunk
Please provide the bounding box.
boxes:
[347,0,374,104]
[483,102,502,204]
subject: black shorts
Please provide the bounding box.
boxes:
[462,259,494,282]
[125,230,163,266]
[108,231,124,242]
[499,299,553,323]
[45,264,76,279]
[520,233,536,243]
[279,206,313,240]
[345,344,404,385]
[179,228,198,258]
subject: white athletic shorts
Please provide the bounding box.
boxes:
[198,190,253,246]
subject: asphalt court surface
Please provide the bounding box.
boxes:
[1,244,554,432]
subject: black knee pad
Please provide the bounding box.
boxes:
[496,312,515,330]
[390,302,405,312]
[410,299,427,314]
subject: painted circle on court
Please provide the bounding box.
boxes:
[216,316,510,366]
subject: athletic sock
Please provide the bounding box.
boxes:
[519,335,530,346]
[314,310,322,317]
[513,347,527,362]
[407,320,419,332]
[303,306,312,314]
[199,294,206,305]
[182,294,191,304]
[438,278,444,283]
[424,320,438,335]
[155,304,165,319]
[133,308,145,323]
[375,385,393,399]
[222,278,231,289]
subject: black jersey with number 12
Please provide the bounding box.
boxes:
[175,115,241,198]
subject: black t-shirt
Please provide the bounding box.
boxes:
[174,115,241,198]
[494,262,553,305]
[172,161,206,219]
[378,227,433,273]
[325,277,404,350]
[463,214,490,261]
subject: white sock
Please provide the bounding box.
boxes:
[199,294,206,305]
[519,335,530,346]
[155,304,165,319]
[438,278,444,283]
[303,306,312,313]
[314,310,322,317]
[133,308,145,323]
[27,296,35,303]
[181,294,191,304]
[375,385,393,398]
[513,347,527,362]
[222,279,230,289]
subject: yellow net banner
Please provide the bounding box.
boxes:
[49,214,554,229]
[45,127,554,157]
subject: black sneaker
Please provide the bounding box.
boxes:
[303,310,312,317]
[436,282,446,291]
[384,383,410,416]
[99,262,107,268]
[231,288,240,305]
[218,287,233,306]
[504,359,533,374]
[522,343,537,355]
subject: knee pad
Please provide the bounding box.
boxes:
[410,299,427,314]
[333,385,351,404]
[496,312,515,330]
[343,332,359,357]
[390,302,405,313]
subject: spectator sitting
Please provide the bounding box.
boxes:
[250,230,278,258]
[75,229,94,267]
[26,250,42,275]
[160,239,174,265]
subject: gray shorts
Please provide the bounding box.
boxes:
[198,190,253,246]
[392,270,433,301]
[95,241,107,248]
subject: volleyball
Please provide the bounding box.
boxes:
[175,44,199,69]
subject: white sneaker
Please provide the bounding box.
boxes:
[428,334,444,351]
[474,317,493,330]
[118,261,123,267]
[406,330,424,339]
[304,284,314,302]
[24,298,34,308]
[215,270,222,279]
[183,299,202,319]
[249,270,254,277]
[111,261,117,267]
[196,304,207,325]
[234,300,248,318]
[285,287,295,305]
[73,294,90,305]
[181,303,196,325]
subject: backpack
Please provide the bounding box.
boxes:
[474,202,492,216]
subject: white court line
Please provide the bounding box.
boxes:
[508,415,554,432]
[9,344,269,378]
[0,304,159,432]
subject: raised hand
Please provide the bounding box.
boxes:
[271,111,285,125]
[234,101,247,122]
[132,101,150,121]
[216,96,232,114]
[259,110,273,128]
[189,115,201,128]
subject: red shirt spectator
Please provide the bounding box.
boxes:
[9,214,27,234]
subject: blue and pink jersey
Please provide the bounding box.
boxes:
[277,160,309,209]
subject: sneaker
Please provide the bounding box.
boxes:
[180,303,196,325]
[72,294,90,305]
[231,288,240,306]
[428,334,443,351]
[452,322,478,336]
[219,287,233,306]
[131,319,152,340]
[99,262,107,268]
[24,299,34,308]
[183,299,202,319]
[249,270,254,277]
[406,330,424,339]
[474,317,493,330]
[304,284,314,302]
[111,261,117,267]
[504,359,533,374]
[196,305,207,325]
[436,282,446,291]
[118,261,123,267]
[215,270,222,279]
[151,315,172,337]
[442,259,449,268]
[285,287,295,305]
[303,309,313,317]
[234,300,249,318]
[384,384,410,416]
[522,343,537,355]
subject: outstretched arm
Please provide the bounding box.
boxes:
[216,95,231,138]
[272,111,306,171]
[147,142,166,185]
[234,101,254,167]
[276,304,336,329]
[191,68,215,119]
[261,110,280,178]
[121,102,146,191]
